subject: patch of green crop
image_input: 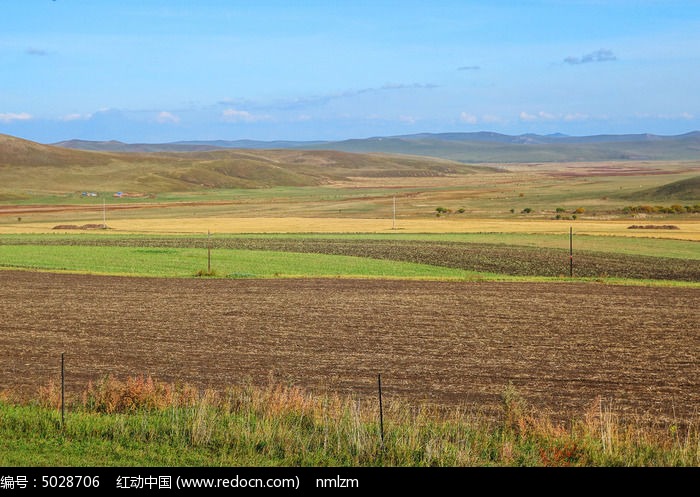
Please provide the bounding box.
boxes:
[0,244,471,279]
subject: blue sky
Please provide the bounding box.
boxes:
[2,0,699,143]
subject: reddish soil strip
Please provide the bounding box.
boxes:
[0,201,237,216]
[1,271,697,423]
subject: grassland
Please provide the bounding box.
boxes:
[1,378,697,467]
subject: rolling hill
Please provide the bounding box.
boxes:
[53,131,700,162]
[635,175,700,201]
[0,134,487,194]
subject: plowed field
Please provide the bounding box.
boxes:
[1,271,697,423]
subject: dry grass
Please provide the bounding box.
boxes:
[12,375,698,466]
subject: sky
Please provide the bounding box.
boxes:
[1,0,700,143]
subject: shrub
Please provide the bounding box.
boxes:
[194,268,219,277]
[521,208,533,214]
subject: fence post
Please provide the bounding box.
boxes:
[569,226,573,278]
[61,352,65,429]
[378,373,384,446]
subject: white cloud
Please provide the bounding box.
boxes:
[221,108,271,123]
[564,113,590,121]
[459,112,478,124]
[399,115,416,124]
[61,113,92,121]
[0,112,32,123]
[156,111,180,124]
[519,111,560,122]
[482,114,505,124]
[634,111,696,120]
[656,112,696,120]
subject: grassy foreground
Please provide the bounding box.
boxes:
[0,377,696,467]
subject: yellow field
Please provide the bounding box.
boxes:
[3,216,700,240]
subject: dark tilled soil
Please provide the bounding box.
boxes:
[1,270,698,422]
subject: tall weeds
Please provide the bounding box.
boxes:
[2,376,695,466]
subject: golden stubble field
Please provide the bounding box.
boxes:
[2,213,700,241]
[2,270,697,424]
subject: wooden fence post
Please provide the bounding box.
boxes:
[378,373,384,445]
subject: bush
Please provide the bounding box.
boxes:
[194,268,219,277]
[521,208,533,214]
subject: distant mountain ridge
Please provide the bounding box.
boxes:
[52,131,700,162]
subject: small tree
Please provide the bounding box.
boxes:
[521,207,533,214]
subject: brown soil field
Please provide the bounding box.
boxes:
[1,270,697,423]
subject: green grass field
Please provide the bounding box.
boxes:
[0,244,473,279]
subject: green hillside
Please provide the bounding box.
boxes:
[636,175,700,200]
